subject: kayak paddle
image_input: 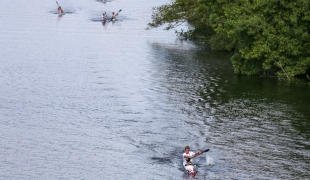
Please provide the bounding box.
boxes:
[186,149,209,162]
[201,149,210,153]
[116,9,122,15]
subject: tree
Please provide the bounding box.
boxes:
[147,0,310,79]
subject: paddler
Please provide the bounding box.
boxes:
[183,146,202,176]
[102,12,107,22]
[111,12,118,21]
[58,6,63,14]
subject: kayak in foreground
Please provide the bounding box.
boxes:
[183,164,197,177]
[182,148,209,177]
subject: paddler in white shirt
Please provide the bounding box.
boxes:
[183,146,202,166]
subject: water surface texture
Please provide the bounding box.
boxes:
[0,0,309,179]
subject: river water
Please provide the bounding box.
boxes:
[0,0,309,179]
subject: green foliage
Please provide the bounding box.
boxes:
[147,0,310,78]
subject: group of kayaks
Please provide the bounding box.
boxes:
[56,1,208,177]
[56,1,121,22]
[102,9,122,23]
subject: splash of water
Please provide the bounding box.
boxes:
[206,154,214,165]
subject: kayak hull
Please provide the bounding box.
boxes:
[183,164,196,177]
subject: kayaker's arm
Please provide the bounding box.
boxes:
[195,151,202,156]
[184,154,195,159]
[184,151,201,159]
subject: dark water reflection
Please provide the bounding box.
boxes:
[149,43,310,179]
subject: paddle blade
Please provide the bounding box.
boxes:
[56,1,59,6]
[202,149,210,153]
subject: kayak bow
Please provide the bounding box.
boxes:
[183,164,197,177]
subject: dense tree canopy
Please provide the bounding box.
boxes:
[147,0,310,79]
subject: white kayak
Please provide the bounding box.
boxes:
[183,164,197,177]
[182,149,210,177]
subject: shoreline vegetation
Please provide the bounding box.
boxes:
[147,0,310,81]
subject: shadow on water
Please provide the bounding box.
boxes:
[150,148,196,178]
[96,0,113,3]
[50,10,75,21]
[91,18,124,23]
[151,157,172,164]
[50,10,75,15]
[90,11,125,23]
[149,42,310,179]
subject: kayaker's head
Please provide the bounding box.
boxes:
[185,146,190,153]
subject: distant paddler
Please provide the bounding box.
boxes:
[56,1,64,14]
[102,12,107,22]
[111,9,122,21]
[58,6,63,14]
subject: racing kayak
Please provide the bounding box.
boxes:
[183,149,209,177]
[183,164,197,177]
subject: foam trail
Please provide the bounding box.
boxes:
[206,154,214,165]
